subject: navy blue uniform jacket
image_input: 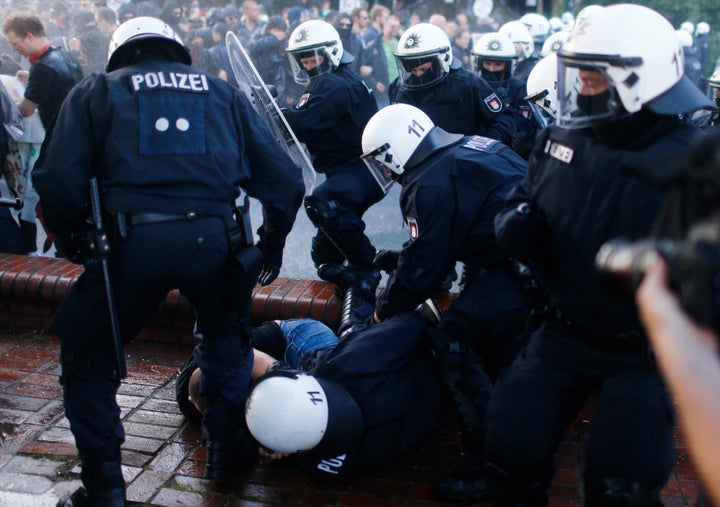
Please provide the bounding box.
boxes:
[376,135,528,319]
[33,58,304,254]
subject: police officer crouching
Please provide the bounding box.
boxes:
[33,17,304,507]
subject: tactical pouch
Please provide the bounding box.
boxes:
[228,196,263,275]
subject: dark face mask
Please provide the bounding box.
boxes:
[576,89,613,117]
[336,25,351,40]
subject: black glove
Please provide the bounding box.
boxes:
[257,246,282,286]
[373,249,400,273]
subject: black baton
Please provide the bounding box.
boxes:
[0,197,22,209]
[89,177,126,379]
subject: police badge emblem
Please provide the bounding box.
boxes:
[408,217,419,239]
[483,93,502,112]
[296,93,310,108]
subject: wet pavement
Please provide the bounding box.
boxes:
[0,327,703,507]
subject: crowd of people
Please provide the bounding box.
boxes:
[1,1,720,506]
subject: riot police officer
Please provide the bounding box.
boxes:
[389,23,517,147]
[283,19,382,294]
[33,17,304,506]
[485,5,714,505]
[362,104,531,498]
[471,31,537,158]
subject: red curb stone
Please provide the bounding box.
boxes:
[20,440,77,457]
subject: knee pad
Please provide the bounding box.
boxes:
[584,476,658,507]
[304,195,339,227]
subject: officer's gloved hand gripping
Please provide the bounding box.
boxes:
[257,245,282,285]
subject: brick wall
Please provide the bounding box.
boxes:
[0,254,342,346]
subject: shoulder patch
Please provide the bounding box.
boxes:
[543,139,574,164]
[519,105,531,119]
[483,92,503,113]
[461,135,499,152]
[407,217,419,239]
[296,93,310,109]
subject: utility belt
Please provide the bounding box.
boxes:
[544,305,645,352]
[111,201,262,275]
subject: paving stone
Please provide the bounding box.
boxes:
[121,448,153,468]
[4,382,62,400]
[19,440,77,457]
[24,400,64,426]
[125,469,174,503]
[123,421,178,440]
[116,393,146,409]
[2,455,64,476]
[148,442,195,473]
[142,398,182,414]
[126,409,185,428]
[152,486,226,507]
[122,434,165,454]
[0,471,53,493]
[0,394,48,412]
[36,426,75,445]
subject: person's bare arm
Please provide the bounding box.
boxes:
[16,96,37,116]
[636,259,720,504]
[251,348,277,379]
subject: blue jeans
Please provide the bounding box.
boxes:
[279,318,338,367]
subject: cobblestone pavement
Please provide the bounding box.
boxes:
[0,330,701,506]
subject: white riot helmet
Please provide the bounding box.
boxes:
[540,30,569,57]
[361,104,462,193]
[710,67,720,90]
[560,11,574,30]
[525,53,558,129]
[519,13,550,45]
[680,21,695,34]
[696,22,710,36]
[245,369,363,455]
[471,32,517,82]
[498,21,534,60]
[676,29,693,48]
[286,20,348,85]
[556,3,713,129]
[574,4,603,25]
[107,16,190,72]
[548,17,564,33]
[394,23,455,90]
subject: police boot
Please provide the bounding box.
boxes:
[203,395,258,480]
[57,446,126,506]
[348,264,381,300]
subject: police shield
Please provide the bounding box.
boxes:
[226,31,316,192]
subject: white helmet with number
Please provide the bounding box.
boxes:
[107,16,190,72]
[361,104,462,192]
[498,21,534,60]
[525,53,558,128]
[540,30,569,57]
[471,32,517,81]
[519,13,550,45]
[394,23,455,90]
[245,369,363,455]
[286,19,347,85]
[556,3,713,129]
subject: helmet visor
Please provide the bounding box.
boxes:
[361,143,399,194]
[288,49,330,85]
[557,59,620,129]
[526,93,555,129]
[395,55,446,90]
